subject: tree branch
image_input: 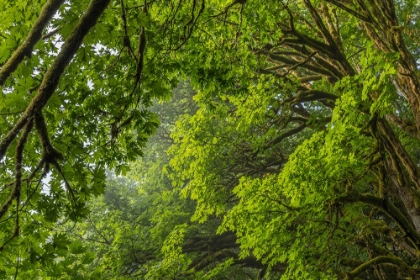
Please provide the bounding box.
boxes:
[0,0,111,160]
[0,0,65,85]
[345,255,420,279]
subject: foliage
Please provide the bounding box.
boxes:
[167,0,420,279]
[42,83,270,279]
[1,0,420,279]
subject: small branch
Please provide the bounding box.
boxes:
[41,27,61,40]
[87,214,112,245]
[265,124,307,148]
[34,111,63,162]
[24,159,48,206]
[51,160,75,201]
[172,0,205,51]
[0,110,25,116]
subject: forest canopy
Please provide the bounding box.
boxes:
[1,0,420,279]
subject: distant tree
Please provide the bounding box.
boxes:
[58,83,278,279]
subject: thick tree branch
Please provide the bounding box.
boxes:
[0,0,65,85]
[345,255,419,279]
[0,0,111,161]
[338,192,420,245]
[0,119,33,223]
[325,0,371,23]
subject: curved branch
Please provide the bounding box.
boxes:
[345,255,420,279]
[0,119,34,222]
[34,112,63,162]
[338,192,420,245]
[292,90,338,108]
[268,53,339,80]
[265,124,307,148]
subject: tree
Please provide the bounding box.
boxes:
[167,0,420,279]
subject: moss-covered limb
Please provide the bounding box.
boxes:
[393,34,420,130]
[338,192,420,245]
[324,0,371,22]
[385,152,420,233]
[120,0,135,58]
[2,111,65,207]
[362,22,391,53]
[0,0,111,161]
[36,112,76,200]
[364,0,389,28]
[189,249,238,271]
[0,114,29,161]
[292,89,338,108]
[383,227,420,259]
[344,255,419,279]
[13,119,34,244]
[0,119,34,222]
[378,120,420,191]
[302,0,355,76]
[319,4,342,51]
[2,157,45,192]
[13,119,33,210]
[34,112,63,162]
[22,159,48,205]
[258,42,344,83]
[299,75,324,83]
[266,52,339,80]
[182,231,237,253]
[374,119,420,232]
[303,0,336,48]
[357,0,420,132]
[9,120,33,244]
[129,23,146,105]
[291,103,311,119]
[50,160,76,201]
[386,114,418,140]
[0,0,65,86]
[172,0,205,51]
[264,124,306,148]
[279,30,351,79]
[285,51,318,74]
[341,257,364,268]
[262,46,343,83]
[283,29,333,58]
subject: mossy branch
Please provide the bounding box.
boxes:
[0,119,34,222]
[0,0,65,85]
[0,0,111,161]
[325,0,371,22]
[345,255,419,279]
[338,192,420,245]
